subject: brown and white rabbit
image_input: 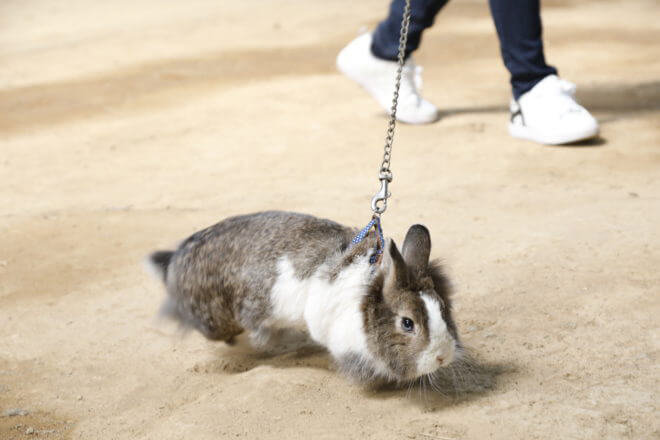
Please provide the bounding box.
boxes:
[147,211,460,383]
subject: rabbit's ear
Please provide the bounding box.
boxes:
[380,239,409,289]
[401,225,431,276]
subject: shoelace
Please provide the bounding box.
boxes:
[559,78,577,97]
[400,59,424,103]
[532,77,584,118]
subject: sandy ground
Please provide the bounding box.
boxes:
[1,0,659,439]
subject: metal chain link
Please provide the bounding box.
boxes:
[371,0,412,215]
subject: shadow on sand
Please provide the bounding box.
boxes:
[363,353,517,411]
[439,80,659,126]
[195,335,332,375]
[195,336,516,409]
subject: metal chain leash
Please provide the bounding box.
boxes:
[371,0,412,216]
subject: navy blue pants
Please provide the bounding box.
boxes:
[371,0,558,99]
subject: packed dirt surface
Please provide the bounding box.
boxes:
[1,0,659,439]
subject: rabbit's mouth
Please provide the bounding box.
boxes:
[416,337,456,376]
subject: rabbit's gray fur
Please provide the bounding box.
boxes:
[153,211,360,342]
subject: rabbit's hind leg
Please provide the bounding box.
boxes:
[248,326,315,354]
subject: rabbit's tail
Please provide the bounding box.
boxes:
[146,250,174,283]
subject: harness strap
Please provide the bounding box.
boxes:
[350,216,386,264]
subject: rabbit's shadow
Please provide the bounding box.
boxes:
[191,334,515,407]
[191,332,331,375]
[364,354,517,410]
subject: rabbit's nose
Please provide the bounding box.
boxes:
[436,356,444,364]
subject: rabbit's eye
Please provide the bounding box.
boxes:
[401,317,415,332]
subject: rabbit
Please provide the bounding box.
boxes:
[147,211,460,383]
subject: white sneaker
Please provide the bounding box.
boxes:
[509,75,599,145]
[337,33,438,124]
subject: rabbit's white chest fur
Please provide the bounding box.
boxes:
[268,255,374,359]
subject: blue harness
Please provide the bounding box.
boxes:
[350,216,386,264]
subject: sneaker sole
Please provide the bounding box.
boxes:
[508,122,599,145]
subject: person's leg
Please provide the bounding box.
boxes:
[371,0,450,61]
[488,0,557,100]
[489,0,598,144]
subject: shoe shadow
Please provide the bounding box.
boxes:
[438,104,507,119]
[437,80,659,127]
[554,135,607,148]
[577,80,660,114]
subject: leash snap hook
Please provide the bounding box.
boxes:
[371,170,393,215]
